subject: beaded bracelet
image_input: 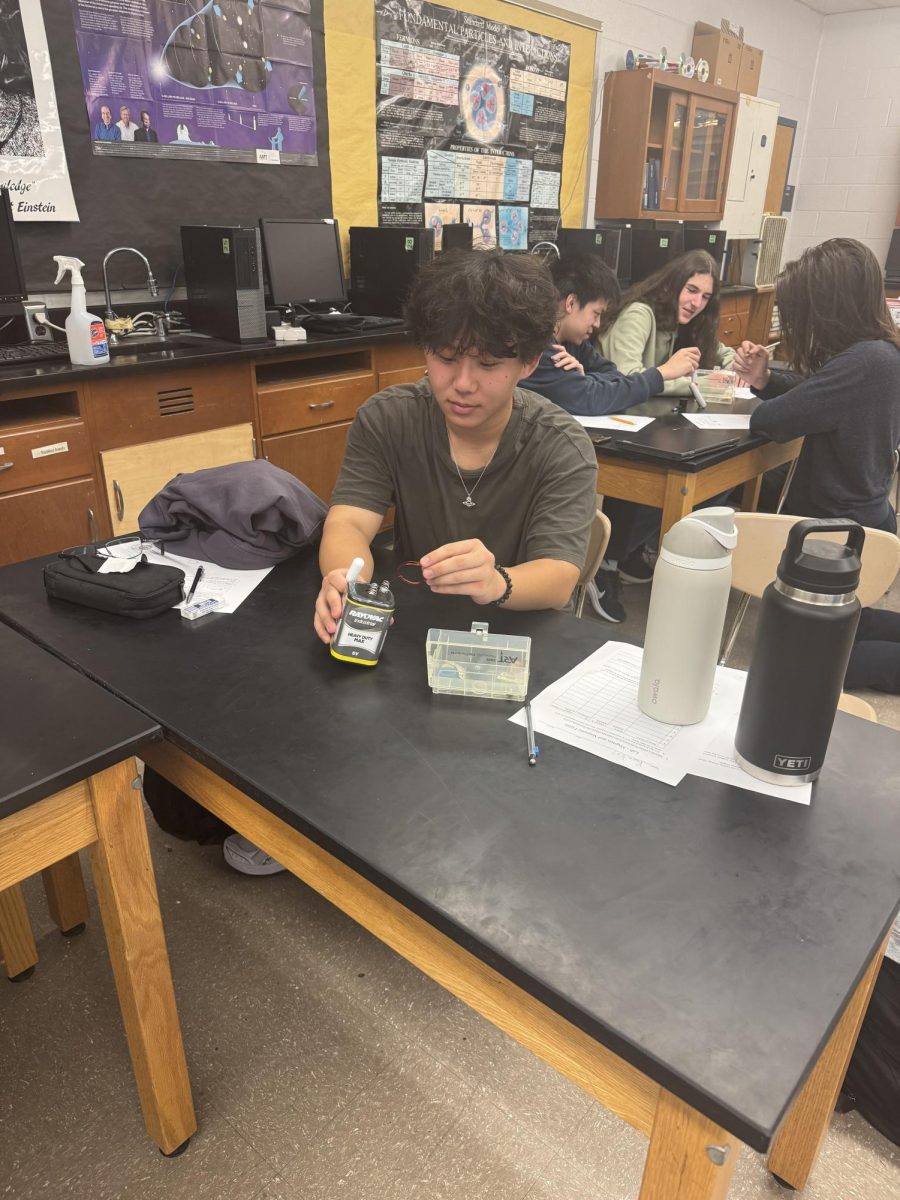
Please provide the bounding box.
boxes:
[491,564,513,607]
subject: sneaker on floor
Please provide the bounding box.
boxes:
[587,569,626,623]
[223,834,286,876]
[619,548,654,585]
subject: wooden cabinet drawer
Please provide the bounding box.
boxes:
[0,478,99,567]
[0,422,92,495]
[258,372,375,437]
[372,340,422,374]
[87,362,254,450]
[377,366,426,390]
[264,423,353,503]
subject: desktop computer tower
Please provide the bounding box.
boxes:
[442,223,474,252]
[181,224,267,342]
[629,227,685,284]
[556,227,630,281]
[349,226,435,317]
[684,226,727,269]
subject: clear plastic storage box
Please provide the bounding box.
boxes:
[425,622,531,702]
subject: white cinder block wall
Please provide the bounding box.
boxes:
[786,8,900,267]
[552,0,898,269]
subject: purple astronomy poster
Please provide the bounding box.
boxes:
[71,0,320,165]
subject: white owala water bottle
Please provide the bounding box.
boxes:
[638,508,737,725]
[53,256,109,367]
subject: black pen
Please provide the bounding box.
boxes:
[525,701,539,767]
[185,565,204,604]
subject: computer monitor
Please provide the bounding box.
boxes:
[258,217,347,310]
[0,188,28,311]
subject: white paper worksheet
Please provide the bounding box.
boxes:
[574,415,656,432]
[683,413,752,430]
[511,643,814,802]
[510,642,737,786]
[688,666,812,805]
[142,548,272,614]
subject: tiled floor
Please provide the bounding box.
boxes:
[2,577,898,1200]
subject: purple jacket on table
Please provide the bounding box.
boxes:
[526,340,664,417]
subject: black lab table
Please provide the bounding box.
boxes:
[1,549,897,1196]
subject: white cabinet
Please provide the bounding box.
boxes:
[721,95,779,240]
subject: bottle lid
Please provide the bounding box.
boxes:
[661,507,736,564]
[776,518,865,594]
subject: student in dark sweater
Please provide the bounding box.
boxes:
[526,255,698,621]
[737,238,900,693]
[526,255,698,416]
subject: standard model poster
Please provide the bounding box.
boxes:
[0,1,78,221]
[375,0,570,249]
[71,0,321,165]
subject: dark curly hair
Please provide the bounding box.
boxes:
[776,238,900,374]
[598,250,723,368]
[404,249,558,362]
[550,254,622,307]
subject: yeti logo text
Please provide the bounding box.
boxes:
[774,755,812,770]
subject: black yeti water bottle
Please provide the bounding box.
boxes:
[734,519,866,786]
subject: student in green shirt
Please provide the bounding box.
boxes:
[598,250,734,397]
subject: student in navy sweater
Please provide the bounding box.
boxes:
[527,255,699,416]
[737,238,900,693]
[526,254,697,622]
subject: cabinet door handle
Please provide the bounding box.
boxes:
[0,461,13,473]
[87,507,98,542]
[308,400,335,410]
[113,479,125,522]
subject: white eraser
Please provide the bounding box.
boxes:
[273,324,307,343]
[182,598,222,621]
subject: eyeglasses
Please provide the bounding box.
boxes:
[60,535,152,563]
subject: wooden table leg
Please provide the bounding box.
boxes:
[660,472,697,539]
[0,884,38,981]
[767,941,886,1191]
[42,853,89,935]
[740,475,763,513]
[639,1090,738,1200]
[87,758,196,1156]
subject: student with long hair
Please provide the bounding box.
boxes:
[578,250,734,619]
[598,249,734,396]
[736,237,900,693]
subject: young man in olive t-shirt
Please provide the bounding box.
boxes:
[313,249,599,643]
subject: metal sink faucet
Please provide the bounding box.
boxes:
[102,247,159,345]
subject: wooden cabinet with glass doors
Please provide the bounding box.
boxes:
[595,69,738,222]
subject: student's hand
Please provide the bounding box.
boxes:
[550,344,585,374]
[314,567,352,644]
[421,540,504,605]
[659,346,702,380]
[734,341,770,389]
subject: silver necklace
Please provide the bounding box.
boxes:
[451,446,496,508]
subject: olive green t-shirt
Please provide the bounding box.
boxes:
[330,378,598,569]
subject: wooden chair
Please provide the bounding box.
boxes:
[1,855,90,981]
[572,509,612,618]
[836,694,878,723]
[718,514,900,708]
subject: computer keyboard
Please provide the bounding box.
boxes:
[357,315,404,329]
[0,341,70,365]
[300,312,404,334]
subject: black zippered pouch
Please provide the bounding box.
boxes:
[43,554,185,619]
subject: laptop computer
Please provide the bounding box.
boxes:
[610,422,742,461]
